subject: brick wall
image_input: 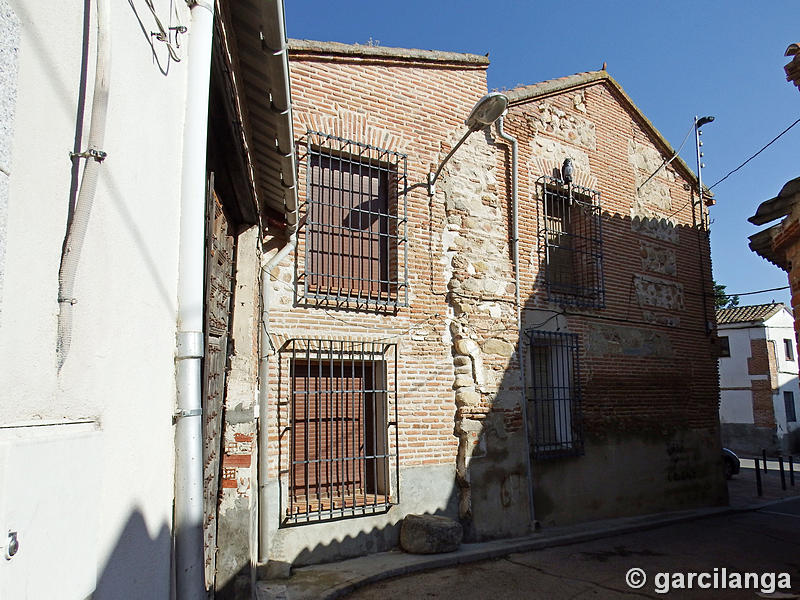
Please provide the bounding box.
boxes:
[502,80,719,437]
[263,47,723,545]
[266,47,490,488]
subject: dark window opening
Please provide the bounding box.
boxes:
[527,330,584,459]
[785,391,797,423]
[538,176,604,308]
[282,339,398,523]
[719,336,731,358]
[784,338,794,361]
[301,132,408,309]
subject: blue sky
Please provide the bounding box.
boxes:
[286,1,800,307]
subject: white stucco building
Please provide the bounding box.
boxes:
[717,303,800,455]
[0,1,296,598]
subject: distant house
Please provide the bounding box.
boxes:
[717,303,800,455]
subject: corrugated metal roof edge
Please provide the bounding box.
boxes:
[505,71,707,195]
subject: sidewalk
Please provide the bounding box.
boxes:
[257,469,800,600]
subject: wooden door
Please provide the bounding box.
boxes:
[202,175,235,592]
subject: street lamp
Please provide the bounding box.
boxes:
[426,92,509,193]
[695,115,715,208]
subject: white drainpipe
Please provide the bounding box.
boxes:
[496,116,536,527]
[174,1,214,598]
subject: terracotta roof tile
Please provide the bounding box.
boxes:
[716,303,785,325]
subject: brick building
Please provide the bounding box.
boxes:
[251,40,726,572]
[748,44,800,348]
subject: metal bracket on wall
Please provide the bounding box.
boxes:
[70,149,107,162]
[174,408,203,423]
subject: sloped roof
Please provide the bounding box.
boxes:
[748,177,800,226]
[748,224,788,270]
[226,0,298,231]
[505,71,704,193]
[716,303,785,325]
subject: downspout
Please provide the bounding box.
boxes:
[496,116,536,528]
[257,229,296,563]
[255,0,297,564]
[174,1,214,598]
[56,0,110,369]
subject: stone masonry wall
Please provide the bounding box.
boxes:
[436,129,522,528]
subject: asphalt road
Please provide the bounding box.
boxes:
[345,498,800,599]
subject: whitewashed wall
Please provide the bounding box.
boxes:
[0,2,192,597]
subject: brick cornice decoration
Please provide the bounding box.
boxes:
[772,218,800,255]
[298,107,409,155]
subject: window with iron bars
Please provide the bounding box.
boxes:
[527,330,584,459]
[280,338,399,524]
[301,131,408,309]
[537,175,605,308]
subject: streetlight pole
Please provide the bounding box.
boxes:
[694,115,715,226]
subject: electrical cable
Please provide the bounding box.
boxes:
[708,116,800,191]
[719,285,789,298]
[636,120,696,192]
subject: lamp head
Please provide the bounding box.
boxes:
[465,92,509,131]
[696,115,715,128]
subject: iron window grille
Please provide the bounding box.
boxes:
[279,338,399,524]
[527,330,584,459]
[784,339,794,361]
[301,131,408,309]
[537,175,605,308]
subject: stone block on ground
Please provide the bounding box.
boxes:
[400,514,463,554]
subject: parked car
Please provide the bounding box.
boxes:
[723,448,740,479]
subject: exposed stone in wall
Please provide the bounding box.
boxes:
[629,139,674,211]
[640,241,676,276]
[631,215,679,244]
[641,310,680,328]
[529,137,597,191]
[524,96,596,150]
[437,130,519,522]
[633,274,684,311]
[217,226,260,596]
[585,323,673,358]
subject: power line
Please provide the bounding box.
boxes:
[708,117,800,191]
[720,285,790,298]
[636,120,696,192]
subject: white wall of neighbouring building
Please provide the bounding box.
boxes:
[0,1,193,597]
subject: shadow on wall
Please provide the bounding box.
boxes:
[258,126,727,572]
[94,510,172,600]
